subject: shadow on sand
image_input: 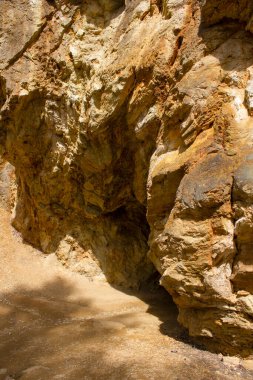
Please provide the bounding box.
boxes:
[0,276,190,380]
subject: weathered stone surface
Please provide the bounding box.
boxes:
[0,159,15,211]
[1,0,253,355]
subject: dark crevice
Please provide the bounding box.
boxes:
[104,200,150,241]
[0,76,6,110]
[200,0,253,28]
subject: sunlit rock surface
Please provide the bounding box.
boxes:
[1,0,253,354]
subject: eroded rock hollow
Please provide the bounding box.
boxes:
[1,0,253,355]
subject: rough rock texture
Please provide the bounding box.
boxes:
[0,159,15,210]
[1,0,253,355]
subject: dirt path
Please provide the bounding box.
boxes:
[0,209,252,380]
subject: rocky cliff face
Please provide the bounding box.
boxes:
[1,0,253,355]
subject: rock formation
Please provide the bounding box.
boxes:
[1,0,253,355]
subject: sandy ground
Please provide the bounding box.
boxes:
[0,209,252,380]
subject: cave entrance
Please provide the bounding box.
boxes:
[108,200,182,341]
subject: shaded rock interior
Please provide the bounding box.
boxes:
[1,0,253,356]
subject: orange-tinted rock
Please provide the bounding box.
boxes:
[1,0,253,354]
